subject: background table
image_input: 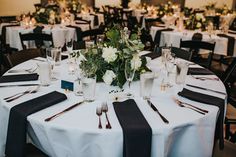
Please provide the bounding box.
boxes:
[150,26,236,56]
[5,24,90,50]
[0,56,226,157]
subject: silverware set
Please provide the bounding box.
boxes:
[96,102,112,129]
[191,75,219,81]
[173,97,209,115]
[8,65,38,74]
[4,86,40,102]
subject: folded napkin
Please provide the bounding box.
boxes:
[178,88,225,149]
[33,26,44,33]
[192,32,203,41]
[217,34,235,56]
[5,91,67,157]
[113,99,152,157]
[188,68,214,75]
[142,52,160,60]
[0,73,39,83]
[154,28,173,46]
[90,13,99,26]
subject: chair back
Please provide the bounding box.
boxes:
[171,47,192,61]
[5,48,42,67]
[180,39,215,69]
[19,32,54,50]
[221,58,236,84]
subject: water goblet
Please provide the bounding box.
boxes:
[74,66,83,96]
[66,39,73,62]
[125,59,135,97]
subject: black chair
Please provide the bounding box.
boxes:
[82,28,104,43]
[222,58,236,142]
[19,32,54,50]
[145,17,164,30]
[180,39,215,69]
[171,47,192,61]
[75,18,92,30]
[5,48,43,68]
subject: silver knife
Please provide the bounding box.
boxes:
[0,84,40,88]
[44,101,85,122]
[186,84,226,95]
[147,100,169,124]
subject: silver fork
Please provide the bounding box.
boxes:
[5,86,40,102]
[173,98,206,115]
[8,65,38,73]
[96,107,103,129]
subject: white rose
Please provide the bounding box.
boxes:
[102,46,118,63]
[196,22,202,28]
[131,55,142,70]
[102,70,116,85]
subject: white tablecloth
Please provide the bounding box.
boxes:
[5,24,90,50]
[0,57,226,157]
[150,26,236,56]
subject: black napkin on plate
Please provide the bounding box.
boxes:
[154,28,173,46]
[0,73,39,83]
[188,68,214,75]
[5,91,67,157]
[178,88,225,149]
[90,13,99,26]
[113,99,152,157]
[217,34,235,56]
[141,52,160,60]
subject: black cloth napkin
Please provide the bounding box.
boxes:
[33,26,44,33]
[192,32,203,41]
[178,88,225,149]
[0,73,39,83]
[188,67,214,75]
[5,91,67,157]
[90,13,99,26]
[113,99,152,157]
[217,34,235,56]
[141,52,160,60]
[154,28,173,46]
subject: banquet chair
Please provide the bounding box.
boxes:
[19,32,54,50]
[4,48,43,68]
[222,58,236,142]
[82,28,104,43]
[145,17,164,30]
[171,47,192,61]
[180,39,216,69]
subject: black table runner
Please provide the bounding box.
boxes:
[154,28,173,46]
[113,99,152,157]
[0,73,39,83]
[178,88,225,149]
[5,91,67,157]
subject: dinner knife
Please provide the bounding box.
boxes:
[186,84,226,95]
[0,84,40,88]
[147,100,169,124]
[44,101,85,122]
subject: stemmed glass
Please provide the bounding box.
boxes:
[74,65,83,96]
[125,59,135,97]
[164,53,175,87]
[66,39,73,62]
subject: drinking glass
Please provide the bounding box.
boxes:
[81,74,96,102]
[175,60,189,91]
[74,66,83,96]
[46,47,60,80]
[125,59,135,97]
[140,72,155,100]
[66,39,73,62]
[164,53,175,87]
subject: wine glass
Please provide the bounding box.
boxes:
[66,39,73,62]
[74,65,83,96]
[125,59,135,97]
[164,53,175,87]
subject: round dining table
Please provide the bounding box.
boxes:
[0,55,226,157]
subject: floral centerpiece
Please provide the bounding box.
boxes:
[185,13,207,30]
[156,1,174,18]
[79,25,150,88]
[66,0,82,14]
[33,5,61,24]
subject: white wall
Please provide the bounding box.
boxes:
[185,0,234,9]
[0,0,40,16]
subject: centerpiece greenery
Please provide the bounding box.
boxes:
[185,13,207,30]
[78,25,150,88]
